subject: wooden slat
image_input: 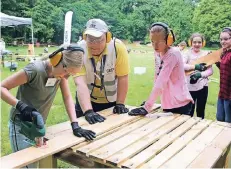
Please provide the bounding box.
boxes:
[121,117,200,168]
[188,127,231,168]
[159,122,224,168]
[141,119,212,169]
[45,104,161,139]
[71,117,145,151]
[88,115,179,163]
[75,117,154,155]
[1,106,160,169]
[45,107,115,139]
[107,115,191,167]
[71,104,161,151]
[214,121,231,128]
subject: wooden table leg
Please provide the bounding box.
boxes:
[39,155,57,168]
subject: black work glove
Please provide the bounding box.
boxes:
[190,72,202,84]
[195,63,207,71]
[16,100,37,122]
[71,122,96,141]
[215,62,220,69]
[113,104,129,114]
[128,107,148,116]
[84,109,106,124]
[140,101,146,106]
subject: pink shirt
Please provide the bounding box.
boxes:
[144,47,193,112]
[183,49,213,91]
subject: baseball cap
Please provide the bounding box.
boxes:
[84,19,109,37]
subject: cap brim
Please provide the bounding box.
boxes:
[84,29,104,37]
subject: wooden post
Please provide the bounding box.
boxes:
[39,155,57,168]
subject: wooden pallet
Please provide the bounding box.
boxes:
[0,104,160,168]
[2,104,231,169]
[70,116,231,168]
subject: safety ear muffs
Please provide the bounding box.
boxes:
[188,39,192,47]
[166,29,175,46]
[202,39,206,47]
[49,45,84,67]
[150,22,175,46]
[82,31,112,43]
[188,38,206,47]
[106,32,112,43]
[83,31,87,40]
[49,48,64,67]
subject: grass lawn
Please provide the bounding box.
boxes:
[1,45,219,166]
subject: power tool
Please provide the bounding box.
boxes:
[19,111,46,146]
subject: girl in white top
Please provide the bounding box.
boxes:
[183,33,213,119]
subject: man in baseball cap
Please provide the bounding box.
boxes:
[73,18,130,125]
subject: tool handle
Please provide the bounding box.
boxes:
[31,111,44,129]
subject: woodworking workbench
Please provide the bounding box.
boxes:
[1,104,231,168]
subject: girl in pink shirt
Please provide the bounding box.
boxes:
[183,33,213,119]
[129,22,193,116]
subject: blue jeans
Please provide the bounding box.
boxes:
[216,98,231,123]
[9,121,38,168]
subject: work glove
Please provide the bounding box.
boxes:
[113,104,129,114]
[128,107,148,116]
[190,72,202,84]
[140,101,146,106]
[84,109,106,124]
[195,63,207,71]
[71,122,96,141]
[16,100,38,122]
[215,62,220,69]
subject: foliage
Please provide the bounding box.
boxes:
[193,0,231,45]
[1,0,231,45]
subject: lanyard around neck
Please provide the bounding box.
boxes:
[90,55,107,90]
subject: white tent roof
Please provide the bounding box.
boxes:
[0,12,32,27]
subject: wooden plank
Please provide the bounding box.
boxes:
[188,127,231,168]
[185,49,222,76]
[1,106,160,169]
[71,104,160,151]
[45,107,119,139]
[107,115,191,167]
[159,122,224,169]
[214,121,231,128]
[45,104,161,140]
[75,117,154,155]
[71,117,145,151]
[121,117,200,168]
[88,114,179,163]
[140,119,212,169]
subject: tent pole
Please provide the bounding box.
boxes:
[31,23,35,55]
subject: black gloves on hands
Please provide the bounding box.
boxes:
[190,72,202,84]
[84,109,106,124]
[195,63,207,71]
[113,104,129,114]
[128,107,148,116]
[16,100,37,122]
[71,122,96,141]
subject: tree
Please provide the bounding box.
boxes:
[193,0,231,45]
[155,0,195,44]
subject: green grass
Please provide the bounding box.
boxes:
[1,45,219,166]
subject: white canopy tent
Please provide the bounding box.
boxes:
[0,12,34,54]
